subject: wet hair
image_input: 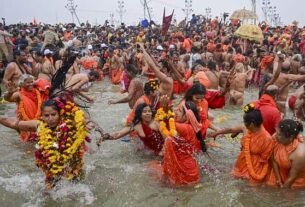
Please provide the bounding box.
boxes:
[133,103,154,125]
[88,70,100,80]
[185,83,207,101]
[184,101,207,152]
[243,104,263,128]
[126,64,138,76]
[41,99,60,113]
[278,119,303,139]
[144,80,159,95]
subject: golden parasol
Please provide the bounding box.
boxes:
[230,8,257,21]
[234,24,264,42]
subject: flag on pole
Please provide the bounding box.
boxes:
[161,8,174,37]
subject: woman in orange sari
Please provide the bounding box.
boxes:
[4,74,42,141]
[209,104,273,184]
[266,119,305,189]
[162,101,207,185]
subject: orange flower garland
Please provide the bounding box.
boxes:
[244,136,269,181]
[19,89,42,120]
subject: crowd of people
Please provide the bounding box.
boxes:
[0,14,305,190]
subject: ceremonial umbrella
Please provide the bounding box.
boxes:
[234,24,264,42]
[230,8,257,21]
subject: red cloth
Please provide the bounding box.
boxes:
[205,90,226,109]
[288,95,297,110]
[140,122,165,155]
[173,81,191,94]
[161,9,174,36]
[253,94,281,135]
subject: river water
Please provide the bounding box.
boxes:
[0,79,305,207]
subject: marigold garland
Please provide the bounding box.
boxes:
[35,100,88,188]
[19,89,42,120]
[244,136,269,181]
[155,108,177,138]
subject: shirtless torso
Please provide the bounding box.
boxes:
[38,58,56,81]
[3,62,31,88]
[205,70,220,90]
[66,73,89,91]
[229,72,247,106]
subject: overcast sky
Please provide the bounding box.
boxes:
[1,0,304,26]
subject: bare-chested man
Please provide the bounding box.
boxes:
[229,63,252,106]
[65,70,100,102]
[205,60,220,90]
[3,50,32,88]
[271,61,305,113]
[290,54,302,74]
[288,84,305,121]
[213,44,224,68]
[38,49,56,81]
[177,54,190,75]
[108,48,124,84]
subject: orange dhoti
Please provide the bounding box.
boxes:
[232,127,273,184]
[110,68,123,84]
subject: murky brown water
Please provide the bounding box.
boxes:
[0,78,304,207]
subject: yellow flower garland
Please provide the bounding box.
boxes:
[35,101,88,186]
[155,108,177,138]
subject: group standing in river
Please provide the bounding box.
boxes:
[1,14,305,190]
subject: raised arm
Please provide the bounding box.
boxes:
[140,45,169,83]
